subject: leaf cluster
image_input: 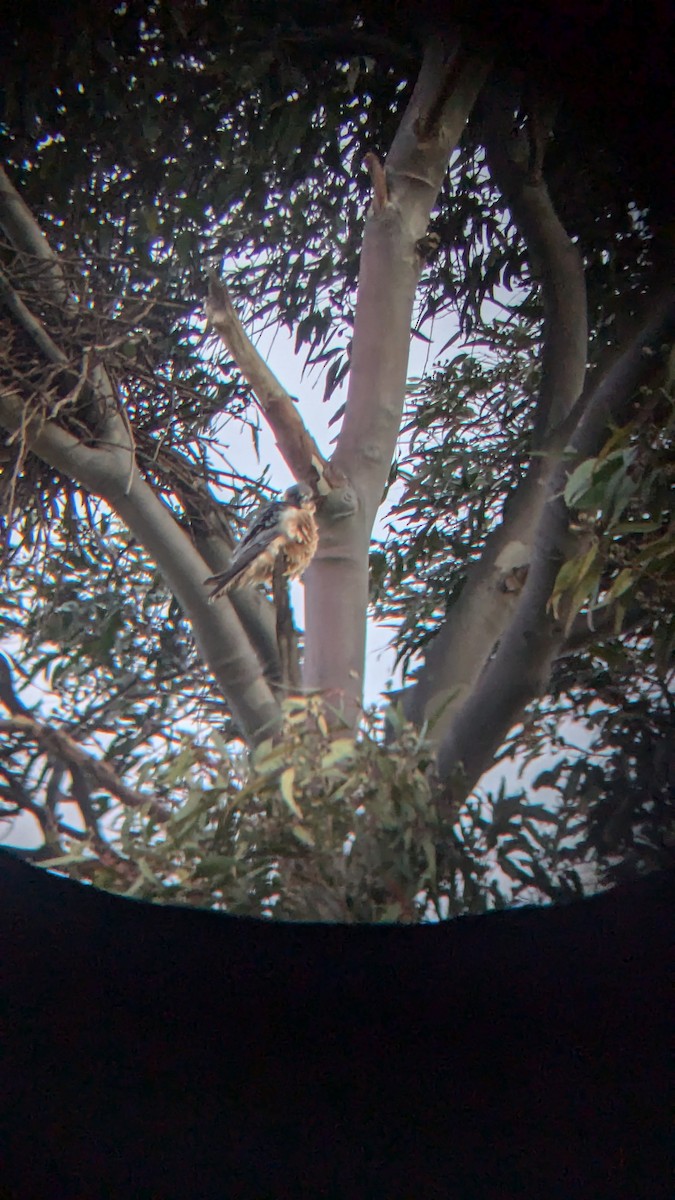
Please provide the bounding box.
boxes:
[373,306,540,668]
[552,393,674,654]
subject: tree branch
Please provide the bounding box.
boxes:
[563,286,675,460]
[401,465,545,738]
[0,395,282,744]
[0,768,61,849]
[205,274,337,491]
[404,79,591,743]
[194,524,282,687]
[0,165,70,306]
[0,267,69,364]
[0,653,30,715]
[141,439,282,685]
[481,82,587,444]
[0,167,284,745]
[0,714,150,810]
[435,483,571,816]
[332,39,493,523]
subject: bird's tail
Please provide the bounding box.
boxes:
[204,568,242,602]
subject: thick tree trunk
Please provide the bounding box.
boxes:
[303,39,492,721]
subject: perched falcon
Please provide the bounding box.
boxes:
[205,482,318,602]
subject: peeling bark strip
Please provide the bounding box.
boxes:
[205,274,337,490]
[363,152,389,212]
[414,42,474,143]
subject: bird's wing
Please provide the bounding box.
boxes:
[205,536,285,598]
[236,501,285,554]
[205,513,286,598]
[205,499,308,599]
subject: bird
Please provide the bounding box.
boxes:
[205,482,318,602]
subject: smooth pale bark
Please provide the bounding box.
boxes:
[402,465,553,733]
[304,40,492,719]
[481,86,588,441]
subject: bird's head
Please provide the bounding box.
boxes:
[283,482,315,509]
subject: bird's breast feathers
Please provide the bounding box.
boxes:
[279,508,318,576]
[279,507,318,544]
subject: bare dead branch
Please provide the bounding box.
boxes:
[205,274,337,491]
[69,762,104,835]
[363,152,390,213]
[273,555,302,692]
[0,770,66,850]
[0,654,30,715]
[0,267,69,364]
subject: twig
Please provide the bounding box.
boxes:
[0,714,151,809]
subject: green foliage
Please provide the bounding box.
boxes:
[31,698,602,920]
[374,306,541,668]
[37,703,444,922]
[504,641,675,887]
[551,397,674,647]
[0,510,219,773]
